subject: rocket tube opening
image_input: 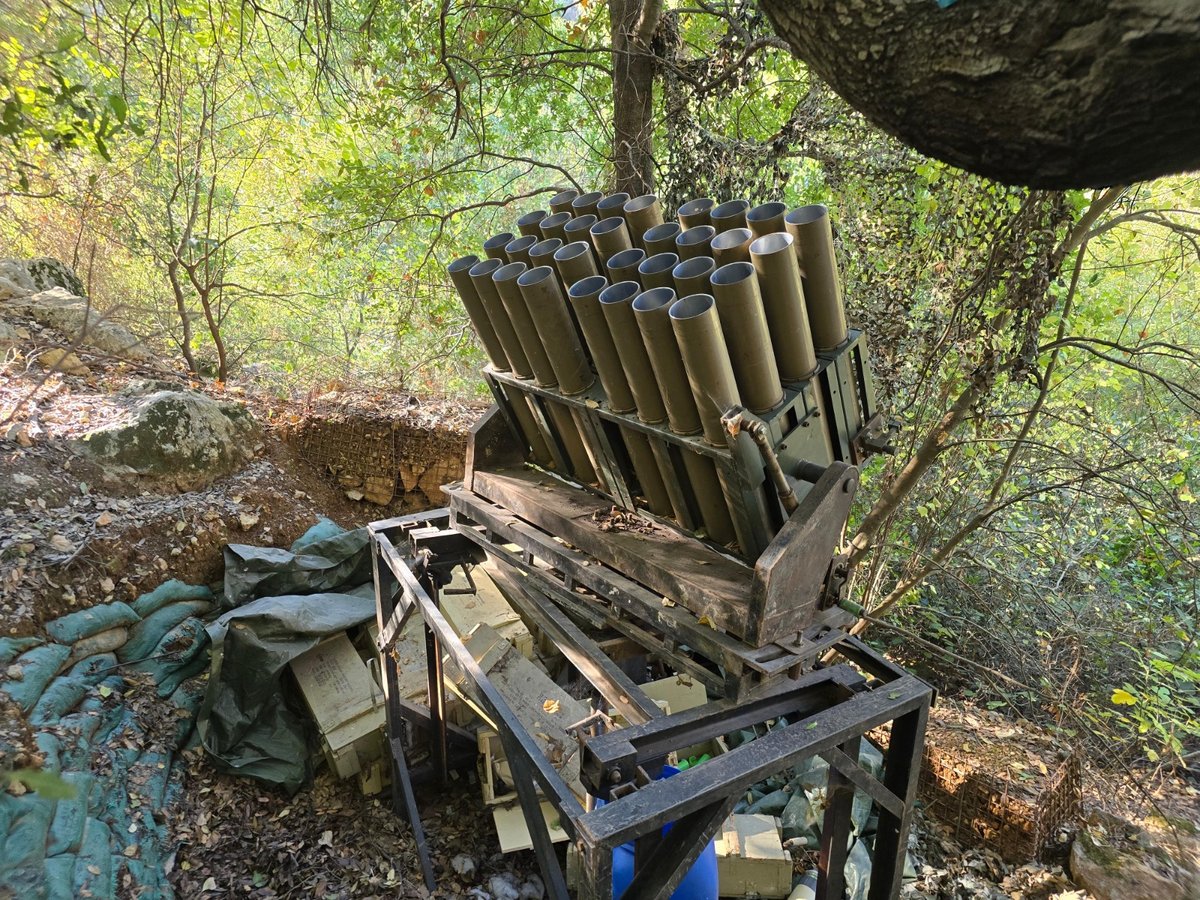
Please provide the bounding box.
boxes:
[572,191,603,213]
[564,214,597,236]
[554,241,591,263]
[606,248,646,281]
[590,216,626,236]
[643,222,680,243]
[598,280,641,305]
[597,192,630,218]
[669,293,716,320]
[676,225,715,253]
[493,261,527,283]
[624,194,659,214]
[678,197,714,217]
[528,238,563,262]
[712,199,750,221]
[638,253,677,278]
[569,274,608,298]
[517,209,548,228]
[484,232,514,255]
[632,286,676,313]
[468,257,503,279]
[750,231,793,255]
[516,265,556,288]
[709,260,755,286]
[449,254,479,274]
[746,201,787,226]
[541,211,571,231]
[711,228,753,253]
[672,255,716,282]
[505,234,538,257]
[785,204,829,226]
[549,189,578,211]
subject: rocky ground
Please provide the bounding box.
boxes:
[2,258,1197,899]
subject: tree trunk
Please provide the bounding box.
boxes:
[610,0,660,196]
[759,0,1200,188]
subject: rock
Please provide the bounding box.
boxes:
[450,854,477,879]
[74,390,256,489]
[37,349,90,376]
[0,316,25,345]
[487,873,522,900]
[0,257,85,296]
[1070,812,1191,900]
[519,874,545,899]
[5,287,150,361]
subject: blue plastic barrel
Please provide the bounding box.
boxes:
[605,766,719,899]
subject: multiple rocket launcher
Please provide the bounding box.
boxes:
[448,188,860,558]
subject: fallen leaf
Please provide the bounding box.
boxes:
[238,512,260,530]
[542,699,561,714]
[49,534,74,553]
[96,512,113,526]
[318,829,333,847]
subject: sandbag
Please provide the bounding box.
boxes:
[30,676,89,726]
[2,644,73,712]
[66,629,128,666]
[117,600,212,662]
[0,636,43,666]
[47,772,93,856]
[44,603,139,645]
[73,817,114,900]
[131,579,214,618]
[781,790,820,844]
[747,788,791,816]
[67,654,118,686]
[0,795,54,892]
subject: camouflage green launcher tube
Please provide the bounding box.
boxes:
[623,194,664,249]
[785,204,848,350]
[469,257,532,377]
[549,189,578,216]
[484,231,515,261]
[669,293,742,446]
[620,426,674,517]
[503,234,538,267]
[517,266,594,395]
[596,192,629,221]
[517,209,548,237]
[710,227,754,266]
[571,191,603,218]
[449,254,509,370]
[493,261,558,388]
[676,225,716,261]
[606,248,646,287]
[710,262,784,413]
[590,216,634,266]
[553,241,600,292]
[568,275,636,413]
[750,232,818,381]
[677,197,714,229]
[746,201,787,240]
[643,222,682,257]
[563,213,598,244]
[637,253,678,291]
[710,199,750,233]
[630,288,702,437]
[672,256,716,299]
[540,212,572,243]
[599,281,668,424]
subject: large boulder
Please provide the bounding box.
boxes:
[4,286,150,361]
[1069,811,1198,900]
[74,384,257,488]
[0,257,84,299]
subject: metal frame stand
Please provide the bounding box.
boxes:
[369,510,932,900]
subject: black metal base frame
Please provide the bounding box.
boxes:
[370,510,932,900]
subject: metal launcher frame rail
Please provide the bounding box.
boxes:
[371,191,931,899]
[370,510,932,900]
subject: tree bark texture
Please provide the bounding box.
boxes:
[610,0,659,196]
[759,0,1200,188]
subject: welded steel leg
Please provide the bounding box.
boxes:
[421,569,449,786]
[372,542,436,891]
[816,738,857,899]
[624,794,737,900]
[868,704,929,900]
[500,734,571,900]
